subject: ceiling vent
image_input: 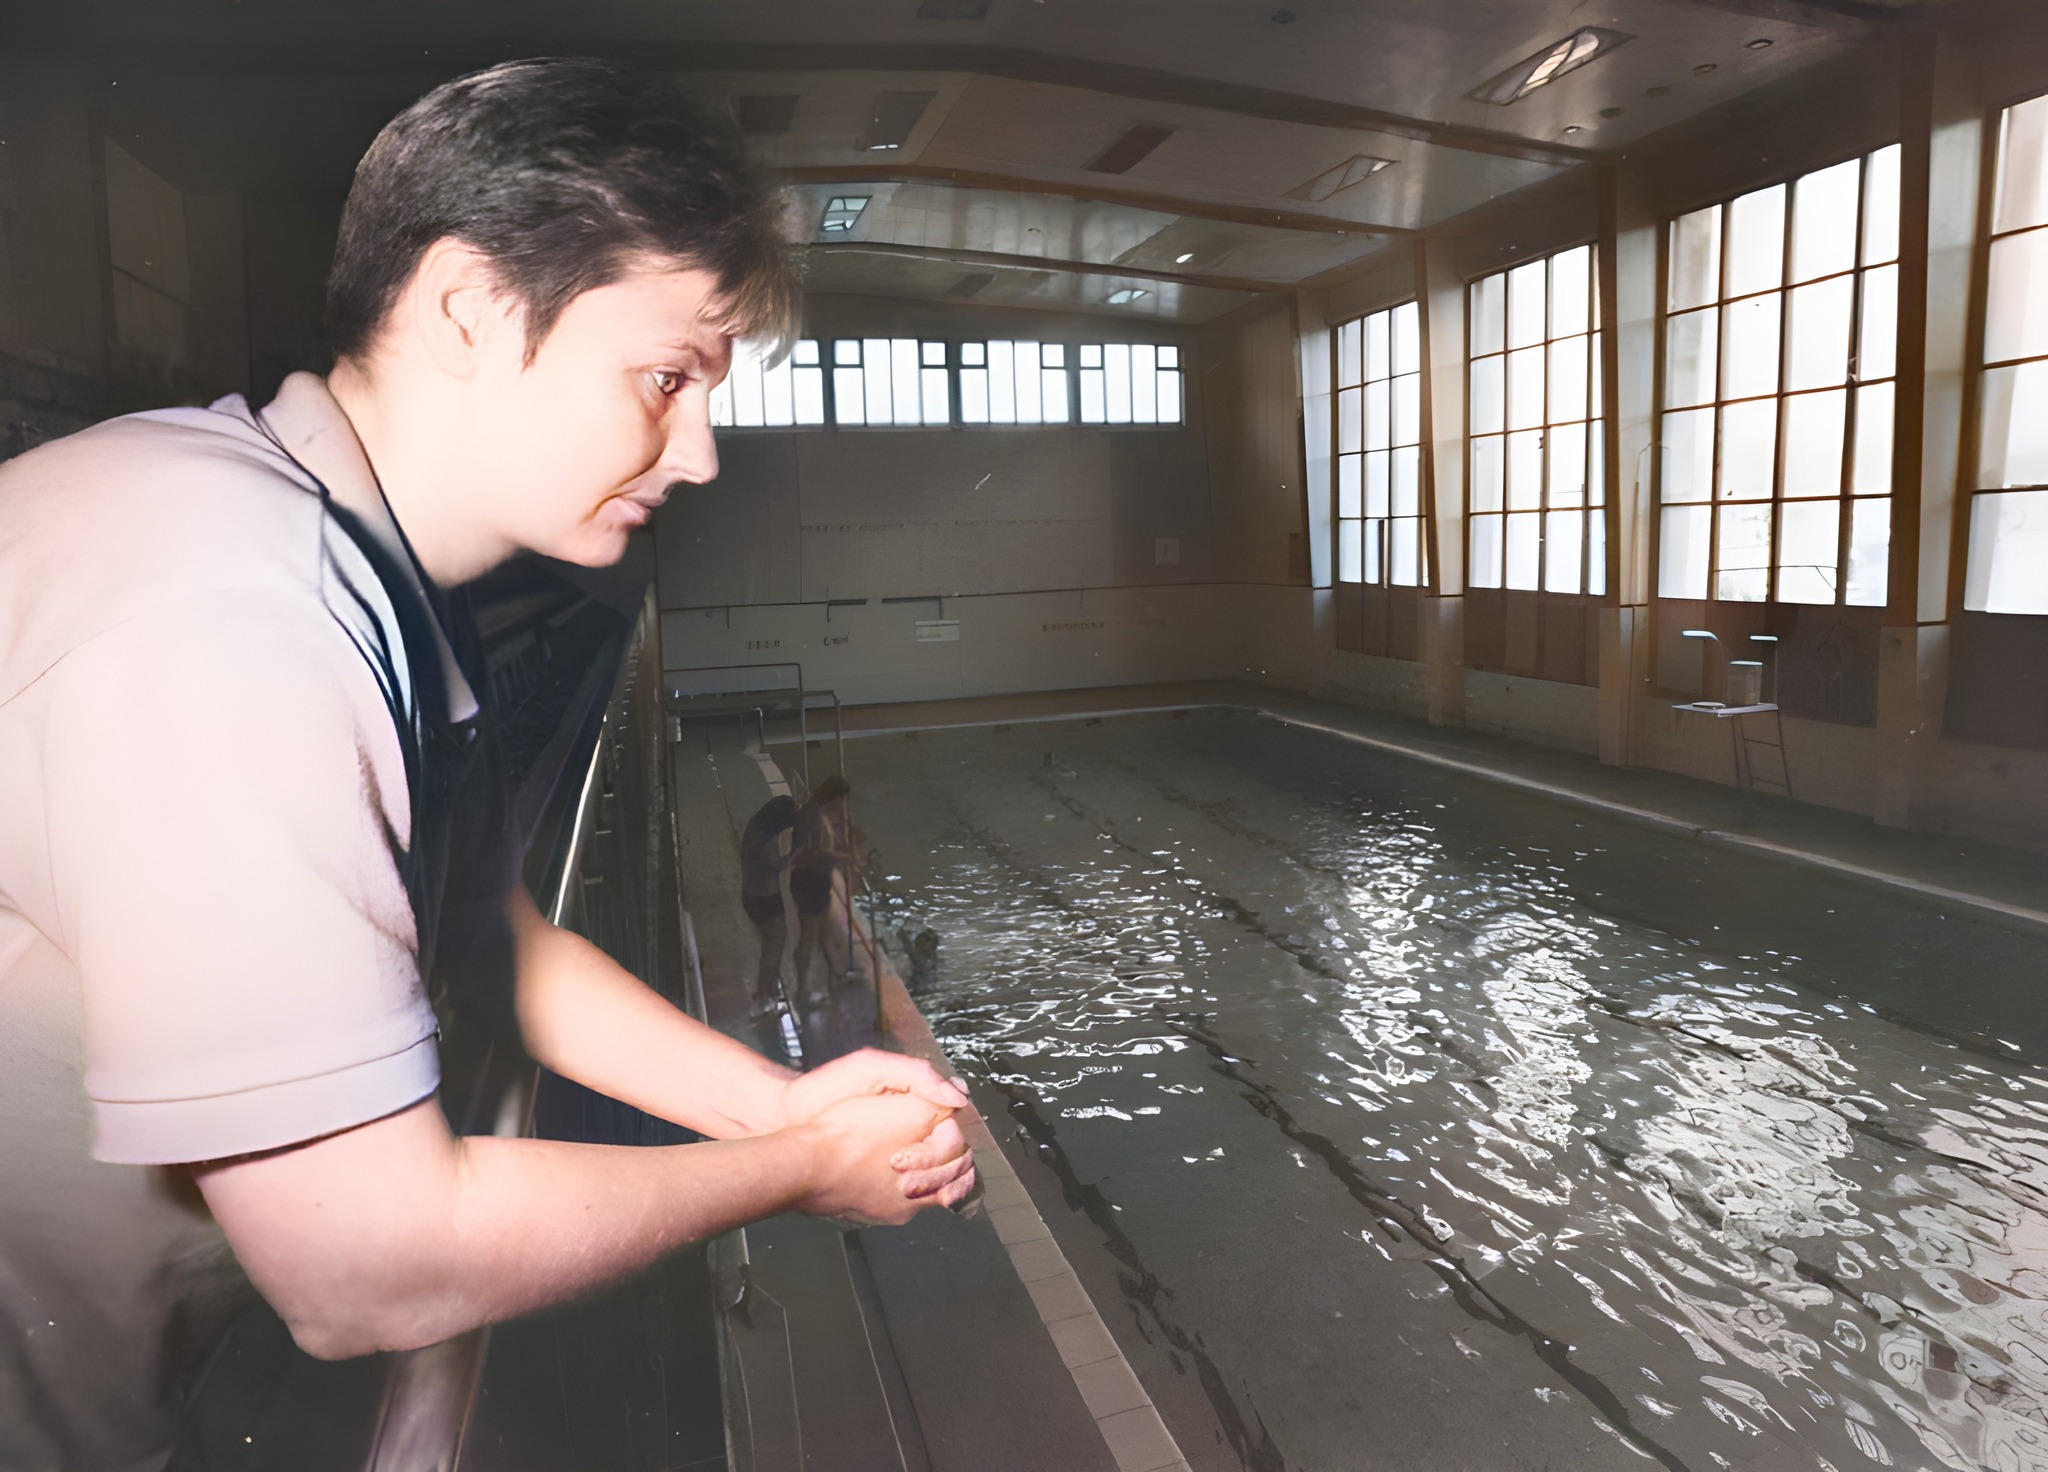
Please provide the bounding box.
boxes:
[916,0,990,15]
[1087,124,1175,175]
[947,272,996,299]
[734,95,799,136]
[1286,154,1395,203]
[1468,28,1632,106]
[857,91,937,151]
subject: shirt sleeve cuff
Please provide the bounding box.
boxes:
[89,1034,441,1165]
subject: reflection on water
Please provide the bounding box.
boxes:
[861,713,2048,1472]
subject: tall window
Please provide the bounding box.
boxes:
[1656,146,1900,606]
[831,339,950,426]
[1966,95,2048,615]
[709,339,826,428]
[1467,246,1606,595]
[1333,301,1426,586]
[1077,344,1182,424]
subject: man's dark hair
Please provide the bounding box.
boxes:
[327,58,798,362]
[809,775,851,805]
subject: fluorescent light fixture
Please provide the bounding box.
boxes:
[1748,634,1780,642]
[1285,154,1395,203]
[1469,28,1632,106]
[1680,629,1718,640]
[856,92,935,152]
[819,196,870,233]
[1106,288,1148,305]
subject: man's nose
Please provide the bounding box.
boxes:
[663,396,720,486]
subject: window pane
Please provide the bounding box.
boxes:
[1790,159,1860,284]
[892,338,921,425]
[1666,309,1719,408]
[1158,367,1184,424]
[1392,303,1422,376]
[1505,511,1540,589]
[1390,516,1422,585]
[1659,503,1711,599]
[1719,399,1777,501]
[762,354,795,426]
[1364,451,1390,518]
[1363,380,1389,450]
[1013,342,1043,424]
[863,339,894,425]
[961,367,989,423]
[733,352,766,427]
[1587,507,1607,595]
[1364,520,1384,585]
[1551,246,1592,337]
[922,340,945,367]
[1726,184,1787,298]
[834,365,866,424]
[1858,263,1898,382]
[1508,261,1548,349]
[834,339,861,365]
[1392,374,1421,447]
[1337,453,1362,518]
[1338,520,1363,583]
[1996,94,2048,236]
[1365,311,1391,382]
[1979,360,2048,487]
[1157,345,1177,369]
[1663,406,1714,503]
[1507,429,1543,510]
[1852,381,1894,494]
[1965,489,2048,613]
[922,366,950,424]
[1777,497,1841,604]
[1716,502,1773,601]
[1670,205,1723,312]
[1984,229,2048,365]
[1044,367,1071,423]
[1132,344,1159,424]
[1078,368,1105,423]
[1506,346,1545,430]
[1470,513,1504,588]
[1337,386,1363,454]
[1336,319,1362,387]
[1391,447,1421,518]
[794,340,821,366]
[1846,496,1890,606]
[988,340,1016,423]
[1782,389,1847,498]
[1722,292,1782,400]
[793,365,825,424]
[1786,275,1853,390]
[1549,335,1589,422]
[1471,435,1504,512]
[1545,509,1584,594]
[962,342,986,366]
[1863,145,1901,266]
[1548,421,1588,507]
[1470,356,1504,436]
[1105,344,1131,423]
[1470,275,1506,357]
[1589,424,1606,507]
[1078,344,1100,368]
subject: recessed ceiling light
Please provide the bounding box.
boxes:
[819,196,870,233]
[1107,288,1148,305]
[1562,125,1583,135]
[1468,27,1633,106]
[1175,252,1195,264]
[856,92,935,152]
[1746,37,1773,49]
[1693,63,1718,76]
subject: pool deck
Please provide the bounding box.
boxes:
[818,680,2048,939]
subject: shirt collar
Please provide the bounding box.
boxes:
[257,372,480,725]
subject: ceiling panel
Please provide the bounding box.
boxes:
[800,247,1254,322]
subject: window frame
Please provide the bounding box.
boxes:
[1328,298,1429,590]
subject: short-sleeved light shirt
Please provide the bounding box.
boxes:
[0,373,473,1469]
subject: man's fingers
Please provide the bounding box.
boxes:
[832,1048,968,1110]
[888,1117,968,1173]
[898,1149,977,1202]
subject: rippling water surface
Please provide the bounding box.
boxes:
[858,711,2048,1472]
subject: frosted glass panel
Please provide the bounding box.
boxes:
[1984,229,2048,364]
[1337,318,1363,387]
[1392,374,1421,446]
[987,340,1016,424]
[1365,312,1392,381]
[1996,94,2048,235]
[1725,184,1787,298]
[1776,497,1841,604]
[1718,399,1777,501]
[1545,509,1584,593]
[1785,276,1853,390]
[1587,508,1607,596]
[1078,368,1104,423]
[1790,159,1860,284]
[1863,145,1902,266]
[1979,360,2048,487]
[1507,260,1548,349]
[921,366,950,424]
[1470,435,1504,512]
[1662,407,1715,503]
[1365,451,1390,518]
[1659,503,1711,599]
[1337,453,1362,518]
[1715,502,1773,601]
[1363,381,1388,450]
[1666,309,1718,408]
[1846,497,1890,607]
[1469,275,1505,356]
[1469,356,1505,435]
[1722,293,1782,400]
[1131,344,1159,425]
[1391,448,1422,517]
[1337,520,1363,583]
[1670,206,1723,312]
[1548,335,1589,422]
[1858,263,1898,381]
[1506,347,1545,430]
[961,368,989,423]
[1012,341,1043,424]
[833,365,865,425]
[1782,389,1847,499]
[1964,489,2048,613]
[1470,514,1504,587]
[1104,344,1132,424]
[890,339,921,424]
[1390,516,1422,585]
[1551,246,1592,337]
[863,339,892,425]
[1852,382,1894,494]
[1505,511,1540,589]
[1548,421,1588,507]
[1507,429,1544,510]
[1336,386,1362,454]
[1392,303,1422,376]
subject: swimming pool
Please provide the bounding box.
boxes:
[855,709,2048,1472]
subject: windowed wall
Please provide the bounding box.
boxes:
[1655,147,1900,609]
[710,336,1183,430]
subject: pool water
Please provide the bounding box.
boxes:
[856,710,2048,1472]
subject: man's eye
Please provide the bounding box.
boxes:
[652,369,684,396]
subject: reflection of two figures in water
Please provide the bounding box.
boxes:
[740,777,909,1061]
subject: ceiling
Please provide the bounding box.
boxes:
[8,0,1974,323]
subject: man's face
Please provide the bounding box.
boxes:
[466,263,732,568]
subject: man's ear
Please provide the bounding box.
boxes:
[407,239,517,380]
